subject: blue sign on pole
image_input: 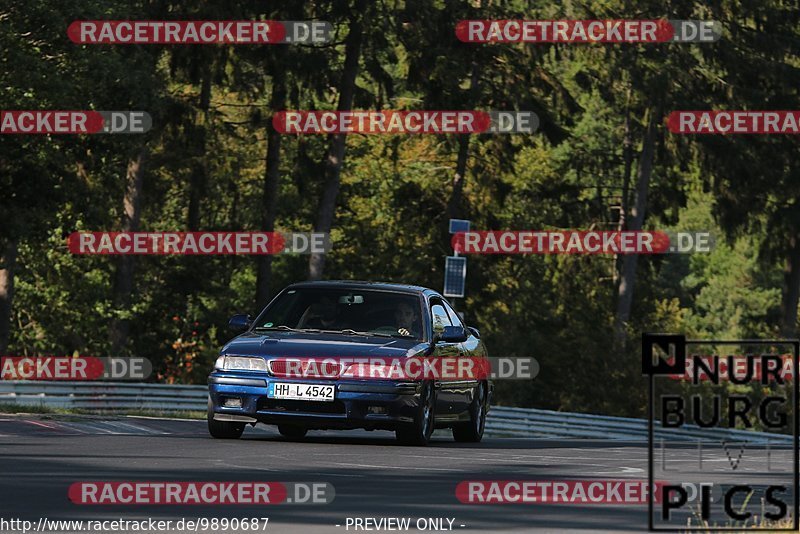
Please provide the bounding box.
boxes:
[449,219,471,234]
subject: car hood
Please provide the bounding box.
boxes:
[221,331,427,360]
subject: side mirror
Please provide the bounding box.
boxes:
[228,314,251,333]
[439,325,468,343]
[467,326,481,339]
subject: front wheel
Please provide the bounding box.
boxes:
[396,382,435,446]
[207,398,245,439]
[452,382,486,443]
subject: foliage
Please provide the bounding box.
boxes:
[1,1,797,417]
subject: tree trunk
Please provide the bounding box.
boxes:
[110,148,147,353]
[255,74,287,309]
[780,231,800,337]
[445,62,480,224]
[187,71,212,231]
[614,89,634,285]
[614,106,658,350]
[308,5,365,281]
[446,136,470,222]
[442,61,480,255]
[0,238,18,354]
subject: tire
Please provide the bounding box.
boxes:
[207,398,245,439]
[396,382,435,446]
[278,424,308,440]
[452,382,487,443]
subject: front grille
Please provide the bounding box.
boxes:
[268,358,343,379]
[257,397,346,415]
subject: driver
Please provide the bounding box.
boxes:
[394,302,418,337]
[305,297,340,329]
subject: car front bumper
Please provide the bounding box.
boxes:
[208,372,424,431]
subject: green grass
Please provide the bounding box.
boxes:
[0,402,61,414]
[0,403,204,420]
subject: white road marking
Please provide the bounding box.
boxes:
[66,422,121,434]
[582,466,644,475]
[126,415,204,423]
[328,462,462,472]
[102,420,169,435]
[216,460,366,478]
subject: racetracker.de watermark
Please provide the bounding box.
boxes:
[667,111,800,134]
[273,111,538,134]
[222,356,538,381]
[0,111,151,134]
[0,356,151,380]
[451,231,714,254]
[67,232,330,255]
[456,480,666,504]
[1,517,270,534]
[455,20,721,43]
[666,353,795,382]
[67,21,332,44]
[68,482,334,505]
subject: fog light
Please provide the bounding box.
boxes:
[223,397,242,408]
[368,406,386,414]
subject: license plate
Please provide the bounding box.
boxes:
[268,382,335,402]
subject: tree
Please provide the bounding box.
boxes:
[110,147,148,352]
[309,0,370,280]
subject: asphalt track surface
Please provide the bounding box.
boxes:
[0,414,794,533]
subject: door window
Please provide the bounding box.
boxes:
[430,302,452,333]
[442,301,464,328]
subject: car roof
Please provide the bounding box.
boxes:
[286,280,438,296]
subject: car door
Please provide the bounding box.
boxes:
[441,299,477,417]
[429,298,465,422]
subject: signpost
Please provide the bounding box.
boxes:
[443,256,467,298]
[444,219,470,299]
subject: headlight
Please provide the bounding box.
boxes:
[214,355,226,370]
[219,355,268,371]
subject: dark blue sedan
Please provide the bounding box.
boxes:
[207,281,491,445]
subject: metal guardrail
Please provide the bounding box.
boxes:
[486,406,793,444]
[0,381,792,443]
[0,381,207,411]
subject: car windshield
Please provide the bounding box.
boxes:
[252,288,424,340]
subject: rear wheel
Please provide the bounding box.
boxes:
[207,398,245,439]
[278,424,308,440]
[396,382,435,446]
[452,382,486,443]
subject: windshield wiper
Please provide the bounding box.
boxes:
[255,326,401,337]
[253,325,313,333]
[314,329,389,337]
[313,328,369,336]
[327,329,420,339]
[339,329,369,336]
